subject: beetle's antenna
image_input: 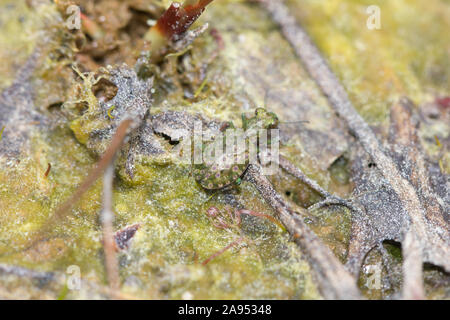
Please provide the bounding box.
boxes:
[279,121,309,124]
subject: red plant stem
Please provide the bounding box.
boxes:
[436,96,450,109]
[236,209,285,230]
[212,220,230,229]
[101,162,120,293]
[210,28,225,50]
[80,12,104,40]
[153,0,214,40]
[44,163,51,178]
[201,237,245,265]
[206,206,220,217]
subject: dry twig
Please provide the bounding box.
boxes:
[259,0,449,299]
[37,119,133,237]
[246,164,362,299]
[101,161,120,294]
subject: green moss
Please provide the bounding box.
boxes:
[384,242,403,262]
[287,0,450,123]
[0,0,38,89]
[0,126,103,276]
[1,0,448,299]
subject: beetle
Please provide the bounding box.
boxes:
[193,108,279,190]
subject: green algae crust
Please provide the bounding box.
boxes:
[0,0,448,300]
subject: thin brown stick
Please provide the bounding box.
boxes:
[237,209,285,231]
[101,161,120,294]
[44,163,51,178]
[22,120,133,254]
[201,237,245,265]
[39,119,132,235]
[50,119,132,296]
[278,155,363,215]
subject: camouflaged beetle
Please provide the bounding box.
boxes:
[193,108,279,190]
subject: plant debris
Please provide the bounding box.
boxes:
[0,0,448,300]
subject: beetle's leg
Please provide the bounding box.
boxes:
[206,206,220,217]
[230,208,242,227]
[201,237,245,265]
[206,206,230,229]
[236,209,285,230]
[278,155,357,215]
